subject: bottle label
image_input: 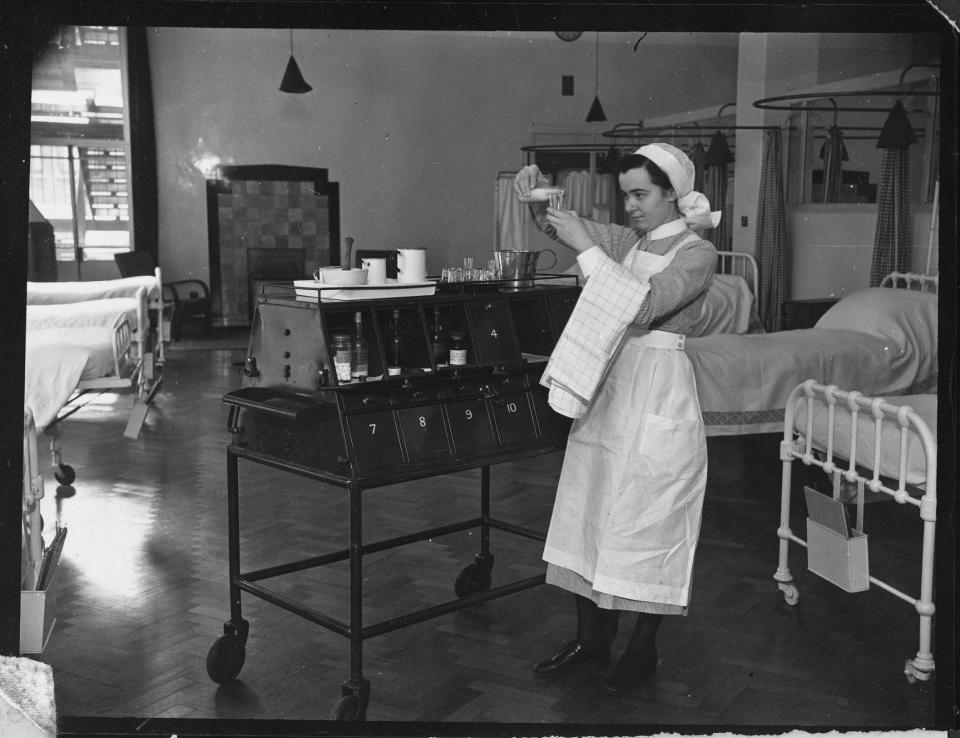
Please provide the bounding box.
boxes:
[449,348,467,366]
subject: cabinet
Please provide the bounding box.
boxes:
[780,298,839,330]
[207,282,579,719]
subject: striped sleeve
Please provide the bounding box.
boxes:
[635,239,717,326]
[529,203,639,263]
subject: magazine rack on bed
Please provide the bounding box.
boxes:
[774,379,937,683]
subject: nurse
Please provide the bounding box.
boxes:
[513,142,719,695]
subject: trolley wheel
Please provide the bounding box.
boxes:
[206,634,246,683]
[454,563,492,598]
[55,464,76,486]
[781,584,799,606]
[329,694,361,721]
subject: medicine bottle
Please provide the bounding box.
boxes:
[351,312,369,382]
[332,333,352,382]
[448,330,467,366]
[431,307,448,368]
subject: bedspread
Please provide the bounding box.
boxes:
[25,327,115,432]
[27,276,158,305]
[688,328,937,436]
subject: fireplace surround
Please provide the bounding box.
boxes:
[207,164,340,326]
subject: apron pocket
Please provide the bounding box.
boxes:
[635,412,705,481]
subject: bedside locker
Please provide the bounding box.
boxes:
[781,298,840,330]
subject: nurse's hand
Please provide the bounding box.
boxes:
[514,165,549,201]
[545,207,595,253]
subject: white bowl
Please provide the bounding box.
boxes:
[314,267,369,286]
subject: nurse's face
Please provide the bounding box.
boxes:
[619,166,678,233]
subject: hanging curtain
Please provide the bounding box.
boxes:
[127,27,159,265]
[690,141,707,193]
[870,100,916,286]
[754,128,789,331]
[704,131,734,251]
[819,125,848,203]
[494,172,527,251]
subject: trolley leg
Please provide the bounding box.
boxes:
[226,449,246,631]
[476,465,495,573]
[480,465,491,557]
[205,448,248,684]
[339,481,370,719]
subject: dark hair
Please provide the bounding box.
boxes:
[617,154,673,191]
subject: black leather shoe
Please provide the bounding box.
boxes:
[601,648,658,695]
[534,640,610,677]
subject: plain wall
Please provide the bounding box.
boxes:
[149,29,739,284]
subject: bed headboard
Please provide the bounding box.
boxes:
[880,271,938,293]
[716,251,759,297]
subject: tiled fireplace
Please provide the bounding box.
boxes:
[207,165,340,326]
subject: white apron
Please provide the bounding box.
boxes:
[542,235,708,609]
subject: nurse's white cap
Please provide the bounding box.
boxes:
[635,142,721,230]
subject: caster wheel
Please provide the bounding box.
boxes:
[55,464,76,486]
[455,563,491,598]
[781,584,799,606]
[329,694,361,721]
[206,634,246,683]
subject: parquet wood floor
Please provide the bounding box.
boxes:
[29,344,941,730]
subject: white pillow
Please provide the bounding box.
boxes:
[815,287,938,353]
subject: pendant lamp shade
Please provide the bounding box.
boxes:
[586,95,607,122]
[585,32,606,122]
[877,99,916,149]
[279,30,312,94]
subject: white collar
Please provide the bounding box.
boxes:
[646,218,688,241]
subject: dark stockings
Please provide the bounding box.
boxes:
[622,612,662,661]
[574,594,620,648]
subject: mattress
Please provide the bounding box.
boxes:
[27,298,139,334]
[793,393,936,487]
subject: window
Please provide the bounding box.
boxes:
[29,26,133,265]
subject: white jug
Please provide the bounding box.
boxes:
[396,248,427,284]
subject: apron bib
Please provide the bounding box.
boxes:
[542,233,708,608]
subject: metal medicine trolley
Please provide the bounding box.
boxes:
[205,277,579,720]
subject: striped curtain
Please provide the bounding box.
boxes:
[869,148,912,285]
[690,142,707,193]
[819,126,847,203]
[704,131,734,251]
[755,128,789,331]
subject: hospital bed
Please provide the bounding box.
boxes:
[21,407,67,654]
[689,250,762,336]
[773,379,937,684]
[27,267,167,365]
[687,273,938,436]
[25,284,160,486]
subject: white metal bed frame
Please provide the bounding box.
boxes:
[41,284,163,486]
[716,250,759,300]
[879,270,939,293]
[773,379,937,683]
